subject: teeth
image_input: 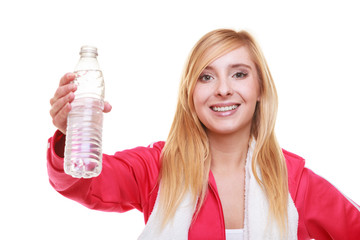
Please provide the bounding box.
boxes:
[212,105,238,112]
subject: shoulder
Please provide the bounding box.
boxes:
[293,163,360,239]
[282,149,305,179]
[282,149,305,166]
[281,149,306,200]
[148,141,166,150]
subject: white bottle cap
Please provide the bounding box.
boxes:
[80,46,98,56]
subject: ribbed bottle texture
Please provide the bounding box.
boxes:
[64,47,105,178]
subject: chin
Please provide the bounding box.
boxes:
[205,122,252,137]
[207,127,242,136]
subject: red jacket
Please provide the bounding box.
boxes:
[47,131,360,239]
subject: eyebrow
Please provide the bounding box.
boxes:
[204,63,252,71]
[229,63,252,70]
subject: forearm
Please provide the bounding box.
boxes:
[46,130,163,213]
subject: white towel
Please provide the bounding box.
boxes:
[137,187,195,240]
[138,140,298,239]
[243,140,298,239]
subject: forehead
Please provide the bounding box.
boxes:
[206,46,255,70]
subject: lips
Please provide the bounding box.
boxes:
[210,104,240,112]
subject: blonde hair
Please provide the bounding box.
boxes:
[158,29,289,233]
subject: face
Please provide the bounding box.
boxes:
[193,46,260,137]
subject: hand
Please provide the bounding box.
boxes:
[50,73,112,135]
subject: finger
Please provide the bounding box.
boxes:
[59,72,76,86]
[50,91,75,119]
[52,102,72,135]
[50,83,77,106]
[103,101,112,113]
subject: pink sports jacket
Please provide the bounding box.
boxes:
[47,131,360,239]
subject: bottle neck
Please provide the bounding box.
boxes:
[75,56,100,71]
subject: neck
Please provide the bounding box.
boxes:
[208,130,251,174]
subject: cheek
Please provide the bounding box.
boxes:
[236,82,260,103]
[193,85,207,110]
[192,85,210,124]
[246,76,261,101]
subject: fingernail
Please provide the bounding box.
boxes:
[67,73,75,79]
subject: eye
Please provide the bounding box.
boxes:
[199,74,214,82]
[233,72,248,79]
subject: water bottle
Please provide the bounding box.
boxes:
[64,46,105,178]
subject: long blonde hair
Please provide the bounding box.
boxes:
[158,29,289,232]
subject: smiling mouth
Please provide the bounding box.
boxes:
[211,104,240,112]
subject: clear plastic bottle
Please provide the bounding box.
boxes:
[64,46,105,178]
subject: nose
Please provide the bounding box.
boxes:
[215,78,233,97]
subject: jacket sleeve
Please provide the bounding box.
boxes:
[298,168,360,239]
[47,130,163,213]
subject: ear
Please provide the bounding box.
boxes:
[256,93,261,102]
[256,85,261,102]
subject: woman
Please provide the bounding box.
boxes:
[48,29,360,239]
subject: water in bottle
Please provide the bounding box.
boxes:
[64,46,105,178]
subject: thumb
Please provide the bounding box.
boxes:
[103,101,112,113]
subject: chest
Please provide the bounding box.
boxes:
[214,172,245,229]
[188,173,245,239]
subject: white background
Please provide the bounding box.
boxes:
[0,0,359,239]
